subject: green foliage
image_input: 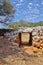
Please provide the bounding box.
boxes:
[0,0,15,24]
[0,0,15,15]
[8,20,29,29]
[8,20,43,29]
[0,5,2,9]
[3,0,15,14]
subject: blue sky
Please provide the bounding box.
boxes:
[10,0,43,22]
[0,0,43,28]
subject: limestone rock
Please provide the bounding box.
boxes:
[33,47,39,53]
[40,44,43,48]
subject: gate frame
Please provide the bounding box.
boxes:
[19,32,32,46]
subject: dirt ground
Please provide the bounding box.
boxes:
[0,36,43,65]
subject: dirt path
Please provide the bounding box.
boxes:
[0,37,43,65]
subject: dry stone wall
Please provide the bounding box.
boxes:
[32,26,43,48]
[4,26,43,47]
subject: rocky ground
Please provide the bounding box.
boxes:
[0,26,43,65]
[0,36,43,65]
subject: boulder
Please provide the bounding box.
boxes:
[32,41,41,48]
[33,47,39,53]
[40,44,43,48]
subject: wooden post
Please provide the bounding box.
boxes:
[29,32,32,46]
[19,33,21,46]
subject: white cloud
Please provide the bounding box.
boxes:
[36,3,39,6]
[27,2,33,10]
[41,2,43,5]
[16,3,21,7]
[19,0,23,3]
[27,4,32,10]
[16,0,24,7]
[29,2,33,5]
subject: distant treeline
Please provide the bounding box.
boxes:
[8,20,43,29]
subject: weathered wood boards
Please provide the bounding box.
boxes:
[19,32,32,46]
[21,32,30,44]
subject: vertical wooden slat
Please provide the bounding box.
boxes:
[19,33,21,46]
[29,32,32,46]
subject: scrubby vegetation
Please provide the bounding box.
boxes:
[0,0,15,24]
[8,20,43,29]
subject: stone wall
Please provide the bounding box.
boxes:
[32,26,43,48]
[0,29,13,36]
[2,26,43,47]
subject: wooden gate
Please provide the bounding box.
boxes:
[19,32,32,46]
